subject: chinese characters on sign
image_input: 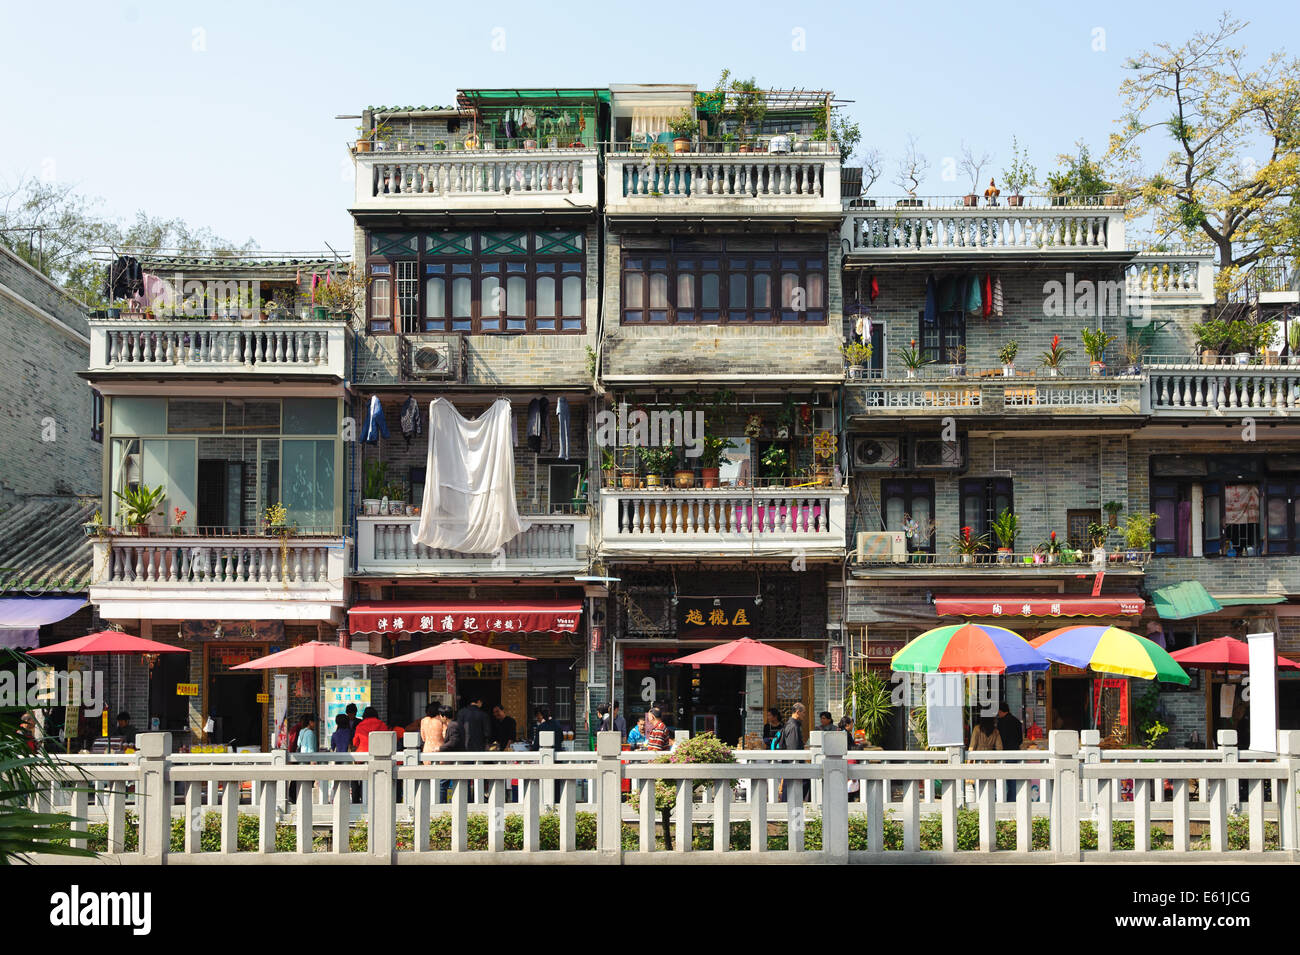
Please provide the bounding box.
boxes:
[676,597,756,638]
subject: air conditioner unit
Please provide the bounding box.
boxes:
[401,334,462,381]
[850,436,902,471]
[855,531,907,563]
[909,436,967,471]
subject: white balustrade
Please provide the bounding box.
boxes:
[89,319,346,377]
[843,205,1126,254]
[355,515,587,574]
[852,379,1141,415]
[98,537,337,586]
[600,488,847,556]
[1125,253,1215,303]
[605,154,840,215]
[354,149,599,210]
[1150,368,1300,414]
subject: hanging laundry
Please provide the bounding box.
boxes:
[869,275,880,301]
[103,255,143,302]
[983,273,993,319]
[131,273,174,311]
[965,274,982,315]
[311,272,321,304]
[992,275,1004,317]
[363,395,390,444]
[939,275,960,312]
[399,395,422,448]
[411,398,527,554]
[526,397,550,452]
[555,397,571,461]
[511,411,519,447]
[923,275,938,326]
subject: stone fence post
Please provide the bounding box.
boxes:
[368,732,396,863]
[820,731,848,864]
[595,731,623,859]
[1050,730,1080,861]
[137,732,172,864]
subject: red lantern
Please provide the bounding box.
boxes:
[830,645,845,673]
[590,626,604,651]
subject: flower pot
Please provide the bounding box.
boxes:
[362,498,380,516]
[523,139,538,150]
[950,364,966,377]
[1002,364,1015,377]
[896,198,923,207]
[672,138,690,154]
[432,142,446,151]
[1201,350,1219,365]
[1108,512,1118,528]
[602,469,615,488]
[1046,553,1058,565]
[1089,361,1105,376]
[960,554,973,564]
[776,426,790,439]
[1047,366,1060,376]
[673,469,695,489]
[905,368,917,380]
[1007,195,1025,207]
[1234,352,1251,365]
[106,307,122,319]
[847,364,864,380]
[814,468,833,486]
[356,140,372,153]
[619,475,637,489]
[132,523,150,538]
[464,135,481,150]
[701,467,720,489]
[962,194,979,207]
[738,145,753,153]
[1091,546,1107,568]
[388,500,405,515]
[996,547,1013,563]
[645,474,662,488]
[313,306,329,321]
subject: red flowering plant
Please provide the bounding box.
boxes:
[171,507,188,535]
[950,524,988,556]
[1039,334,1072,371]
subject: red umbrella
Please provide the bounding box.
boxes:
[1171,636,1300,671]
[28,630,190,656]
[670,637,824,668]
[231,641,387,670]
[381,638,536,666]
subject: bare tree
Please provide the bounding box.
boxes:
[958,142,992,194]
[860,147,884,196]
[893,136,930,197]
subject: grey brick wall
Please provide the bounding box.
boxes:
[0,246,99,502]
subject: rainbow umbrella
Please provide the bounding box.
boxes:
[891,623,1049,674]
[1030,626,1189,684]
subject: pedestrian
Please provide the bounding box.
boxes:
[627,717,646,748]
[995,700,1023,798]
[290,714,318,804]
[345,703,359,731]
[491,704,517,751]
[330,714,353,752]
[817,711,836,734]
[437,704,462,803]
[644,706,671,752]
[837,715,856,749]
[421,702,444,753]
[456,696,492,752]
[595,702,611,733]
[762,707,783,749]
[970,716,1003,750]
[349,707,388,753]
[113,711,138,748]
[611,701,628,741]
[779,703,808,802]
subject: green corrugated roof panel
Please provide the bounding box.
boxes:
[1152,580,1224,620]
[460,89,610,104]
[1217,595,1287,606]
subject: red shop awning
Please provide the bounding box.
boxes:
[348,600,583,636]
[933,595,1145,619]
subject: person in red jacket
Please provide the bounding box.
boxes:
[349,707,388,753]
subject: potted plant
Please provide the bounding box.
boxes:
[432,140,447,152]
[760,445,789,482]
[265,501,295,577]
[843,671,894,748]
[82,509,110,539]
[948,344,967,377]
[672,447,696,489]
[950,525,988,564]
[1039,334,1071,376]
[998,340,1019,377]
[113,484,166,536]
[775,398,797,440]
[384,480,407,515]
[638,446,674,488]
[668,109,698,154]
[1087,521,1109,566]
[1001,136,1037,207]
[1123,338,1147,375]
[699,435,736,489]
[894,135,929,206]
[170,507,187,536]
[729,77,767,148]
[842,340,873,379]
[1288,323,1300,365]
[958,143,990,207]
[601,448,616,488]
[619,447,640,489]
[362,459,387,515]
[989,509,1019,562]
[1122,512,1159,561]
[896,339,932,379]
[1041,531,1063,564]
[1081,327,1116,375]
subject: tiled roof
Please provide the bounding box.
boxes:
[137,255,345,273]
[0,497,96,594]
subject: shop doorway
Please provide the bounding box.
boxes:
[148,654,192,736]
[677,664,745,744]
[529,660,575,735]
[206,645,267,749]
[1050,677,1091,732]
[458,678,502,712]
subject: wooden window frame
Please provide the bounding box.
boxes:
[959,477,1014,552]
[918,309,966,365]
[881,478,936,552]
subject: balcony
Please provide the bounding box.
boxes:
[599,487,848,559]
[89,534,349,623]
[850,548,1151,580]
[1125,252,1216,306]
[351,146,599,213]
[845,370,1144,419]
[88,317,347,379]
[841,196,1127,256]
[603,149,841,218]
[354,514,589,576]
[1145,359,1300,416]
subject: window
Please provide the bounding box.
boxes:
[882,479,935,551]
[90,390,104,444]
[367,230,585,335]
[918,310,966,364]
[959,478,1013,550]
[1066,509,1100,550]
[548,465,582,512]
[620,239,827,325]
[1265,479,1300,555]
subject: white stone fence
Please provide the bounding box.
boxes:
[28,730,1300,864]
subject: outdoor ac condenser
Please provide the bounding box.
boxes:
[855,531,907,563]
[401,334,462,381]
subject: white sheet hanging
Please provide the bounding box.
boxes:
[411,398,528,554]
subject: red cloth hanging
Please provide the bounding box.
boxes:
[982,273,993,318]
[869,275,880,301]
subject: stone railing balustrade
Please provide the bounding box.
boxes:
[355,515,588,574]
[353,149,599,210]
[88,319,347,378]
[842,205,1126,254]
[604,154,841,215]
[1148,368,1300,414]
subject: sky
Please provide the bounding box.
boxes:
[2,0,1296,254]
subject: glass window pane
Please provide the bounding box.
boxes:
[649,273,668,308]
[167,399,223,435]
[562,275,581,316]
[702,274,719,308]
[371,278,390,319]
[482,275,502,315]
[110,397,166,436]
[805,271,825,308]
[283,398,338,435]
[885,497,905,529]
[452,277,472,317]
[426,277,446,317]
[537,276,556,316]
[729,273,747,309]
[224,400,280,435]
[677,273,695,308]
[142,439,196,532]
[282,439,335,531]
[507,275,527,316]
[781,273,799,307]
[753,273,771,308]
[626,272,643,306]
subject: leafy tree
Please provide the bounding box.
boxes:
[1109,14,1300,298]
